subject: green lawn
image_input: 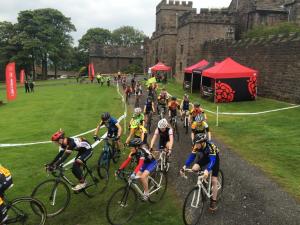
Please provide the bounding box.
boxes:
[165,81,300,200]
[0,80,182,225]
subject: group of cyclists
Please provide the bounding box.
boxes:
[0,76,221,225]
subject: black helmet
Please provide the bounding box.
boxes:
[101,112,110,121]
[194,102,200,107]
[194,133,207,144]
[129,138,143,147]
[171,96,177,100]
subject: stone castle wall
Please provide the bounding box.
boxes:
[199,33,300,103]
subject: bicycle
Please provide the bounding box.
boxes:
[106,169,167,225]
[32,161,104,218]
[125,91,131,104]
[170,114,180,141]
[154,148,170,173]
[157,104,166,120]
[97,137,121,179]
[181,169,224,225]
[3,194,47,225]
[182,110,189,134]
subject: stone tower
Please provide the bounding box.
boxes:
[147,0,194,71]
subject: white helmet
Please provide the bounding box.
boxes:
[195,114,204,122]
[158,118,168,129]
[134,107,142,114]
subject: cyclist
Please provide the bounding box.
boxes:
[180,133,220,211]
[191,114,211,142]
[125,85,132,99]
[180,94,190,120]
[157,88,169,116]
[94,112,122,149]
[130,107,144,126]
[189,102,207,123]
[117,138,157,201]
[168,96,180,121]
[149,118,173,155]
[48,130,93,191]
[0,165,13,225]
[143,96,156,126]
[125,120,148,146]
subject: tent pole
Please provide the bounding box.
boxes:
[191,73,193,94]
[216,105,219,127]
[214,79,216,103]
[200,74,203,95]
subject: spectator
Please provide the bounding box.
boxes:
[100,75,105,86]
[96,74,101,84]
[24,80,30,93]
[107,76,111,87]
[29,80,35,92]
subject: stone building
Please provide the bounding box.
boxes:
[284,0,300,23]
[175,8,235,81]
[89,44,143,74]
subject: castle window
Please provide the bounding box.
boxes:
[180,44,184,54]
[180,62,183,71]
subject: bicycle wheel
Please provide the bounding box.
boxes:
[6,197,47,225]
[97,150,110,179]
[83,165,108,197]
[31,179,70,217]
[183,187,205,225]
[112,145,121,164]
[106,186,138,225]
[148,171,168,203]
[185,117,189,134]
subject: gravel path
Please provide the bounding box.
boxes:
[126,79,300,225]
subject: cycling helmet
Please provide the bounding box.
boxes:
[194,102,200,107]
[158,118,168,129]
[194,133,207,144]
[171,96,177,101]
[51,130,64,141]
[195,114,204,122]
[130,120,139,129]
[101,112,111,121]
[128,138,143,147]
[134,107,142,114]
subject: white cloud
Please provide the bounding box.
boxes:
[0,0,232,45]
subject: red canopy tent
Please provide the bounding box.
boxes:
[151,62,171,72]
[202,57,258,103]
[184,59,209,74]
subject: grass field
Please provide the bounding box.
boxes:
[0,80,182,225]
[164,81,300,200]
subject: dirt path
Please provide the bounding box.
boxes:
[125,79,300,225]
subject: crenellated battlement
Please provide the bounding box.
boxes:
[156,0,193,13]
[178,8,233,28]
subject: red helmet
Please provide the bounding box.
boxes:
[51,130,64,141]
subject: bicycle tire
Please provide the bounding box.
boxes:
[106,186,138,225]
[112,146,121,164]
[148,171,168,203]
[83,164,108,197]
[98,150,110,179]
[216,169,224,201]
[185,117,189,134]
[7,197,47,225]
[182,187,205,225]
[31,179,70,217]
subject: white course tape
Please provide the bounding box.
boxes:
[165,91,300,116]
[0,83,127,148]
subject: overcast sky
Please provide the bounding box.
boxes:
[0,0,232,45]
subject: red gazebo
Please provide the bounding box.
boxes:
[151,62,171,72]
[202,57,258,103]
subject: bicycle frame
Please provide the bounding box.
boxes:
[157,149,169,172]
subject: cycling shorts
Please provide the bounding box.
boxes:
[140,160,157,173]
[107,130,118,138]
[75,149,93,163]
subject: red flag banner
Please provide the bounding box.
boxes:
[20,69,25,85]
[88,63,92,80]
[6,62,17,101]
[91,63,95,77]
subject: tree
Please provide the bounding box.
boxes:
[112,26,146,47]
[78,28,112,52]
[17,8,76,79]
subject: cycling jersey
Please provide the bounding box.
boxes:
[100,117,119,137]
[0,166,13,194]
[168,100,180,111]
[154,128,173,149]
[191,121,209,133]
[132,126,147,138]
[132,114,144,125]
[145,100,153,113]
[181,100,190,111]
[158,93,168,105]
[185,141,220,176]
[190,108,204,117]
[59,137,92,152]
